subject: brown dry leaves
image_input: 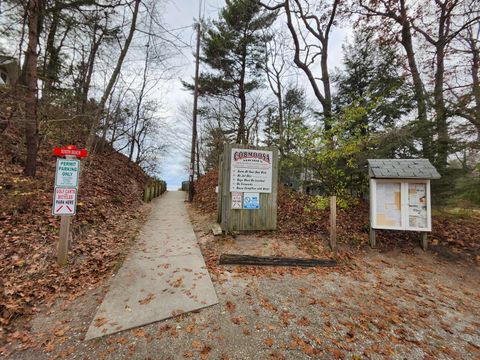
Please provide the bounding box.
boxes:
[1,137,151,340]
[94,318,108,328]
[138,293,155,305]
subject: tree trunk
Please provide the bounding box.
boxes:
[276,73,284,155]
[473,53,480,143]
[320,45,332,130]
[237,37,248,144]
[129,26,151,161]
[42,3,59,99]
[81,30,102,115]
[434,43,448,172]
[22,0,44,177]
[196,139,201,179]
[400,19,433,162]
[85,0,141,155]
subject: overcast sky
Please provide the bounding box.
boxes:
[159,0,351,190]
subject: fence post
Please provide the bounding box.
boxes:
[329,196,337,251]
[57,216,71,265]
[143,185,149,202]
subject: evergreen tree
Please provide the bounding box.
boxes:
[334,31,414,136]
[197,0,277,144]
[263,86,309,185]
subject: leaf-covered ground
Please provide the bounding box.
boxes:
[2,169,479,359]
[4,203,479,359]
[0,130,151,347]
[194,170,480,263]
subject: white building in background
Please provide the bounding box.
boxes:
[0,56,20,86]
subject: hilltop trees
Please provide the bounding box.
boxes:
[0,0,176,177]
[194,0,277,144]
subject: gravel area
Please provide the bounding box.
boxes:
[6,204,480,359]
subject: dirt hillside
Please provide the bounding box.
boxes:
[0,120,152,345]
[193,170,480,262]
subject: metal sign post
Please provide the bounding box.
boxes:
[52,145,87,265]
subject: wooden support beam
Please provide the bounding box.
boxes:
[57,215,71,266]
[421,232,428,251]
[369,227,376,248]
[143,185,149,202]
[219,254,337,267]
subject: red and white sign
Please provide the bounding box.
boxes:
[230,148,273,193]
[53,145,88,158]
[52,188,77,215]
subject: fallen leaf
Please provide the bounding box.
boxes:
[138,293,156,305]
[226,300,236,313]
[192,340,203,350]
[94,318,108,328]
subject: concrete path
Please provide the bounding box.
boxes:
[85,191,218,340]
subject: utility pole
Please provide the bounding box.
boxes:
[189,2,202,203]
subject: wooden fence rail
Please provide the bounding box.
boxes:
[143,180,166,202]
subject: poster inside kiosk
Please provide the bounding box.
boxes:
[371,179,431,231]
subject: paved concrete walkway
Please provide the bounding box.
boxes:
[85,191,218,340]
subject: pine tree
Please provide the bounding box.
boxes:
[197,0,277,144]
[334,31,414,136]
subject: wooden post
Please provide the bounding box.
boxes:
[143,185,149,202]
[329,196,336,251]
[369,227,376,248]
[421,232,428,251]
[57,215,71,265]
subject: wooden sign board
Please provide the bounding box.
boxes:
[217,144,278,231]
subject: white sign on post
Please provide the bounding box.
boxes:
[55,159,80,187]
[52,188,77,215]
[231,192,242,209]
[230,149,273,193]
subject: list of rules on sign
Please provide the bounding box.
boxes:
[230,148,273,193]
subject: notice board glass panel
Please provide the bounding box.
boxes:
[408,183,428,229]
[375,182,402,228]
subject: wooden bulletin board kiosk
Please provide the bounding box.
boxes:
[217,144,279,232]
[368,159,441,250]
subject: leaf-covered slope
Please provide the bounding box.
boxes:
[0,129,151,340]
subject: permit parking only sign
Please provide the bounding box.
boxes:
[55,159,80,187]
[52,188,77,215]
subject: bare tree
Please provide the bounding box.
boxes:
[261,0,340,132]
[21,0,45,177]
[357,0,479,172]
[85,0,141,155]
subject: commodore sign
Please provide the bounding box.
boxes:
[230,149,273,193]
